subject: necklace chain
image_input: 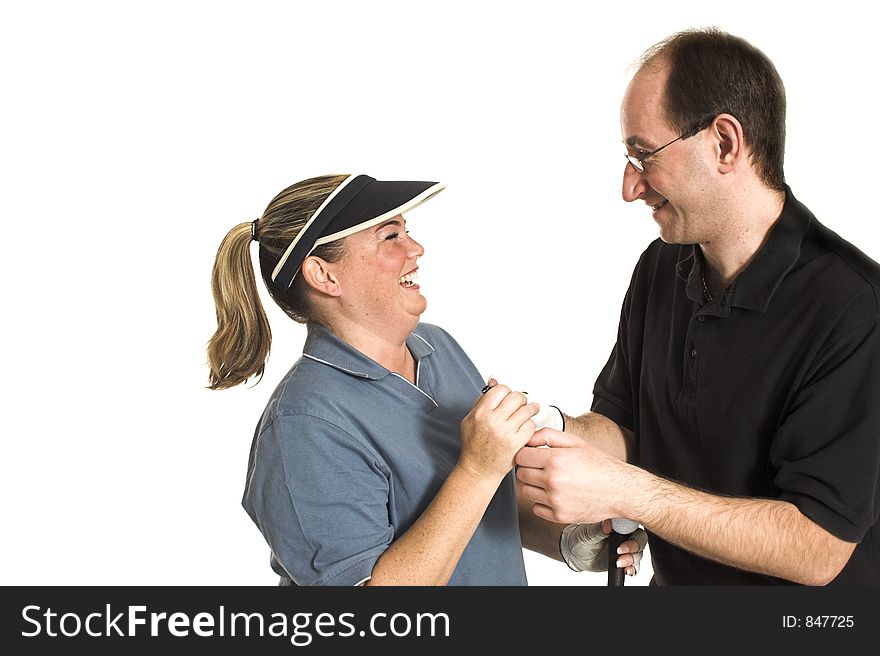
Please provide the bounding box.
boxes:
[701,270,714,302]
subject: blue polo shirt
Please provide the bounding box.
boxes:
[242,322,528,586]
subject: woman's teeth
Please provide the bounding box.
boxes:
[399,271,418,287]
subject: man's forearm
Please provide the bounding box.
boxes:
[623,468,855,585]
[517,481,565,560]
[564,411,634,462]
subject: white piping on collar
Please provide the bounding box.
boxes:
[389,373,437,407]
[302,353,371,378]
[409,330,435,352]
[303,354,440,408]
[303,352,438,406]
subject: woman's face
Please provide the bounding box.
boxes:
[333,215,426,335]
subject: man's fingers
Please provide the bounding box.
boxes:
[516,482,552,507]
[514,464,548,489]
[524,431,548,447]
[523,500,553,522]
[526,427,583,448]
[514,445,552,468]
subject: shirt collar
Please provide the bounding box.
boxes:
[675,185,814,313]
[302,322,435,380]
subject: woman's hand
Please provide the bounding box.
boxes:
[561,519,648,576]
[459,379,538,481]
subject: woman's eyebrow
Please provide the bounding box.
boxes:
[374,218,405,232]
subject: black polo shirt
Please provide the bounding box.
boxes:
[592,187,880,585]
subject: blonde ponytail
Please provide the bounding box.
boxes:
[207,222,272,390]
[207,174,349,390]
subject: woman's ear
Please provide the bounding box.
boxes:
[300,256,342,297]
[711,113,745,174]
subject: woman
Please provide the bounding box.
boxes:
[207,174,644,585]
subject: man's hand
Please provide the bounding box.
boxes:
[515,427,634,524]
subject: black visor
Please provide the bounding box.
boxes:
[271,174,445,289]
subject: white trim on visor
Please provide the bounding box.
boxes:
[270,173,360,284]
[311,182,446,248]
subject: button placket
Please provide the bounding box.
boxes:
[683,311,713,397]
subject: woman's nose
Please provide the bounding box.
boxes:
[407,234,425,258]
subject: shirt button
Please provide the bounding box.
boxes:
[698,315,706,322]
[691,348,698,358]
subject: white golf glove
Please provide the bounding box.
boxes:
[528,398,565,432]
[560,522,647,574]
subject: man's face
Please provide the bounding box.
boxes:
[620,62,717,245]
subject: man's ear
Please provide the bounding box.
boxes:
[711,113,745,174]
[300,256,342,297]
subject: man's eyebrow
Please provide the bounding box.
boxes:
[625,135,651,149]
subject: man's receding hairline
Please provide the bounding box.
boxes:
[626,54,676,134]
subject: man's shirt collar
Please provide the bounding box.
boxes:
[675,185,813,313]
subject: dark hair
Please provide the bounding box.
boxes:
[641,28,786,190]
[207,175,348,390]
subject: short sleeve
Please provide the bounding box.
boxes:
[242,413,394,585]
[591,268,638,432]
[771,316,880,542]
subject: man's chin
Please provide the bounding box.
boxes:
[655,219,688,245]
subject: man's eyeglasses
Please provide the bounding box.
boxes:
[625,117,714,173]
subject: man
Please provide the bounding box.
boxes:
[515,28,880,585]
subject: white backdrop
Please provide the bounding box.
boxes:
[2,0,876,586]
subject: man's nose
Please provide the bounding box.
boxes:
[622,161,649,203]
